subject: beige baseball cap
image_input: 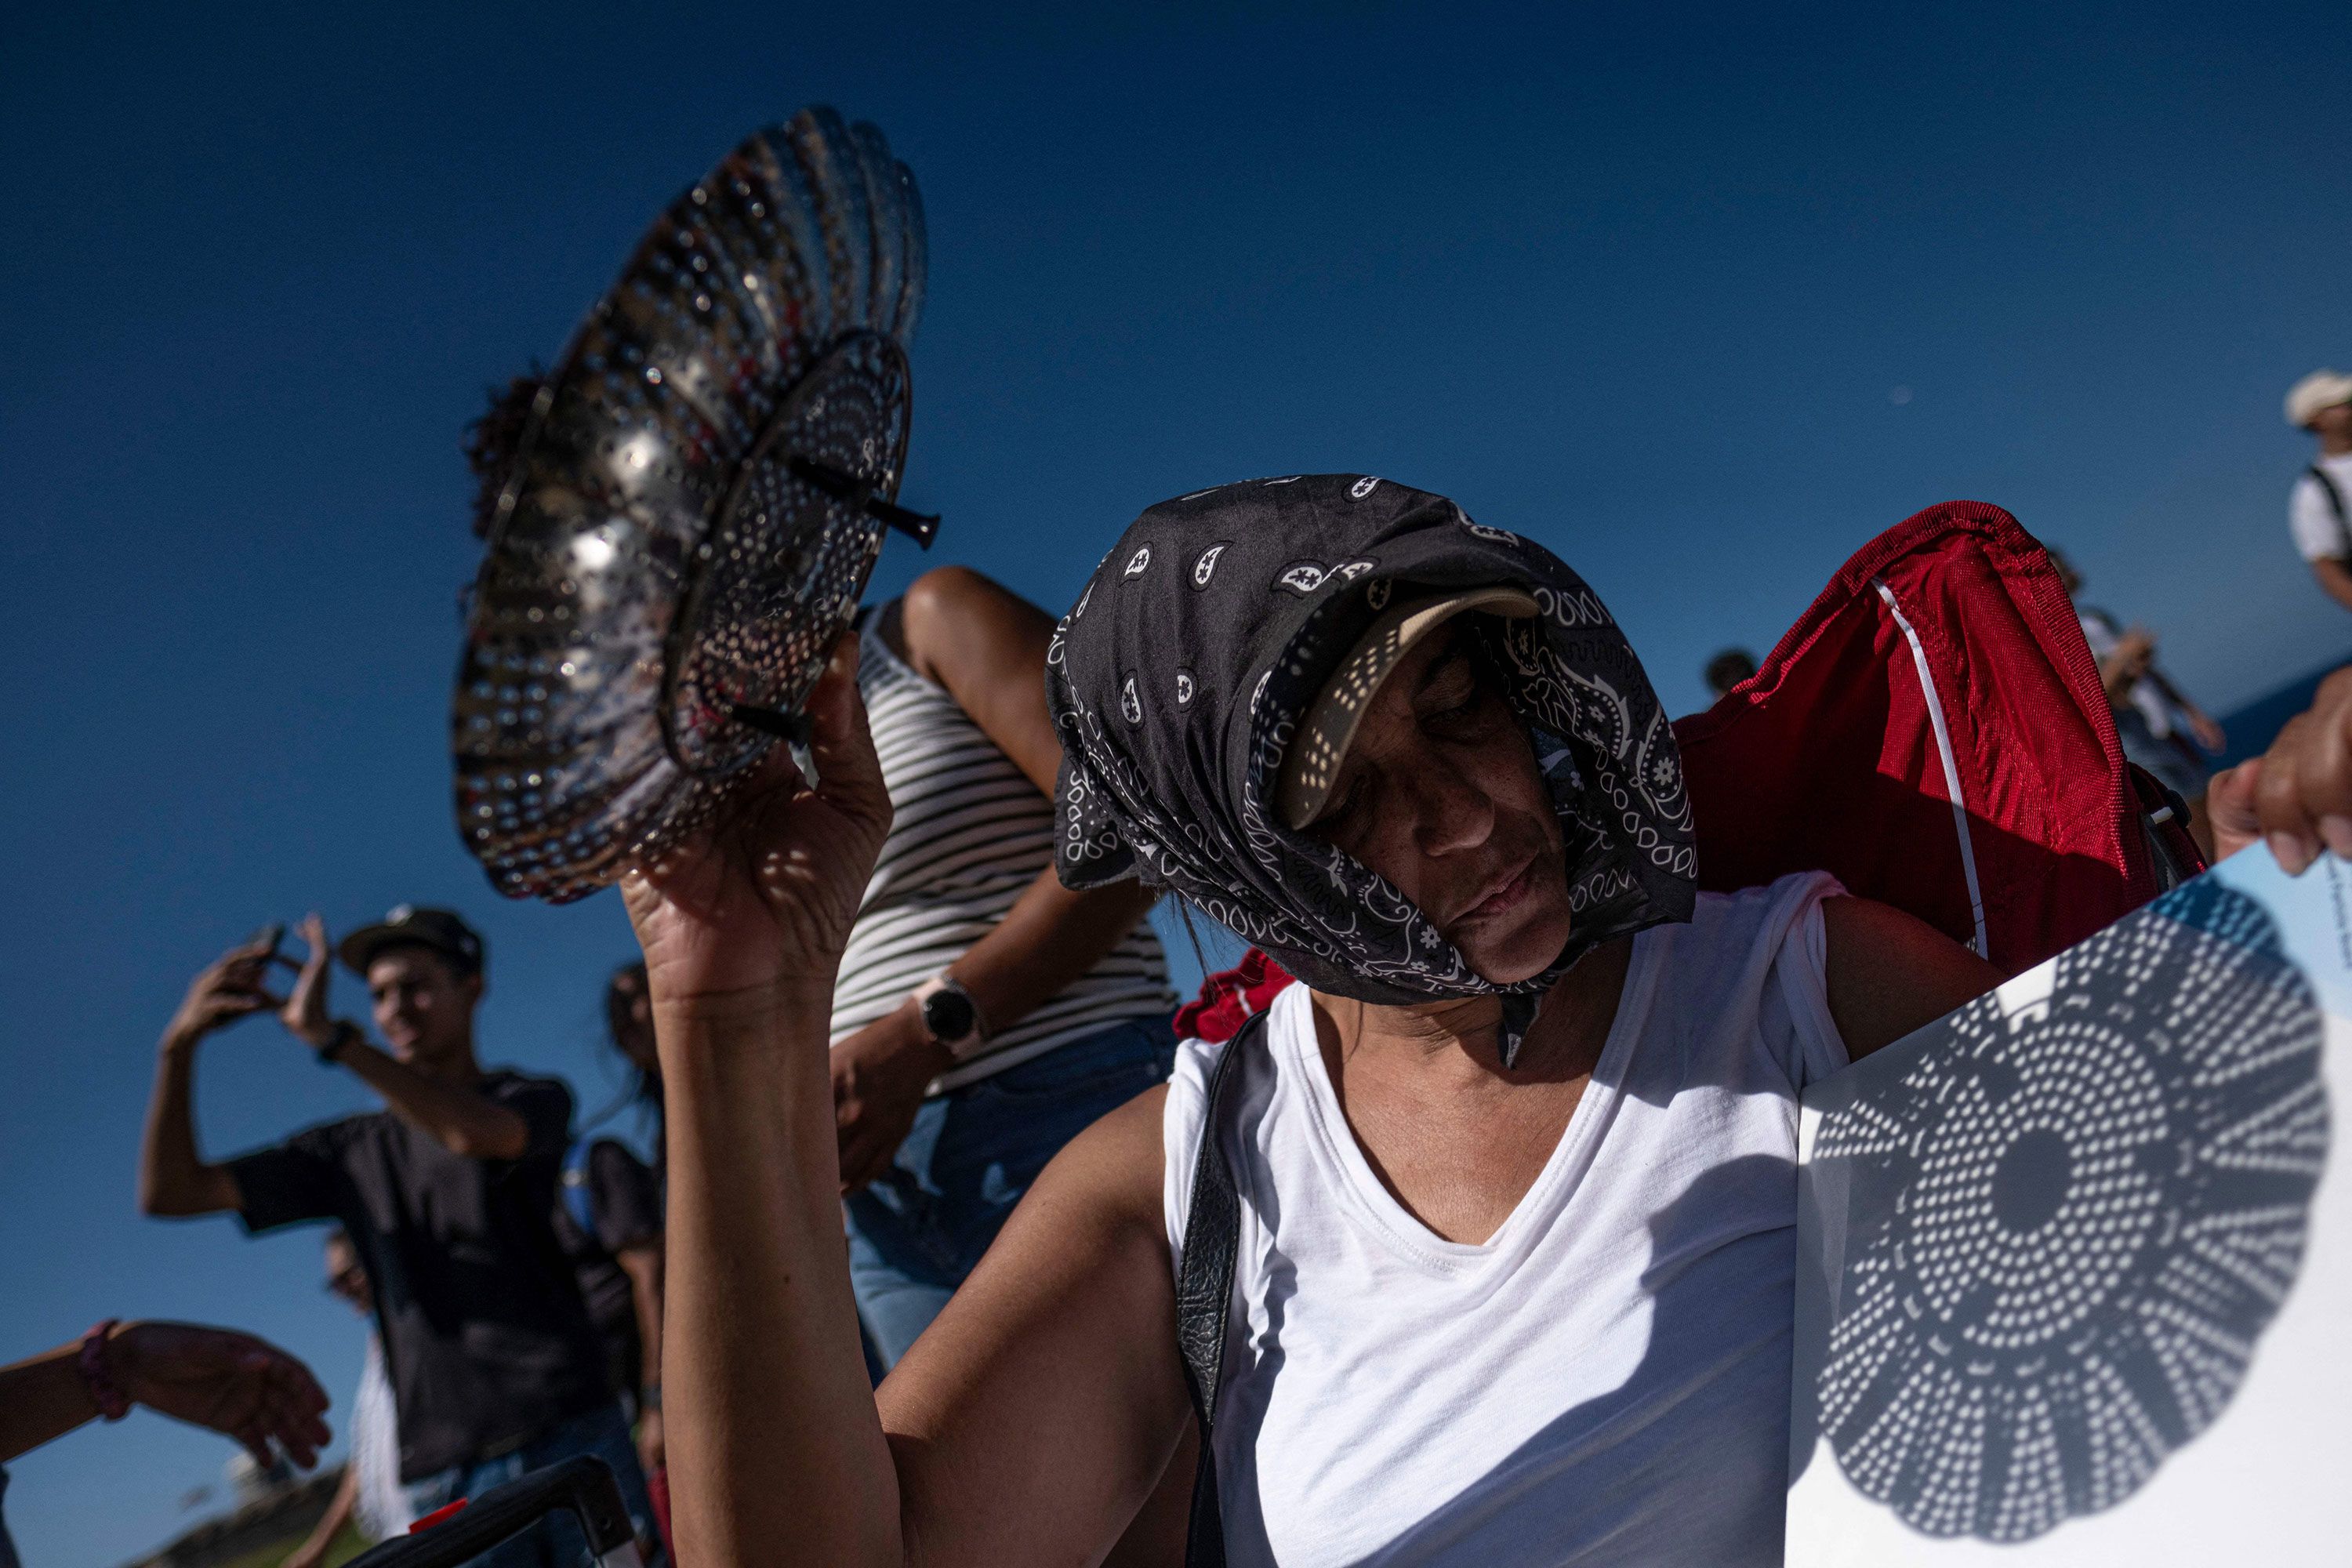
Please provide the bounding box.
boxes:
[1278,586,1540,829]
[2286,369,2352,429]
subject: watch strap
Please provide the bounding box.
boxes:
[912,975,990,1061]
[316,1020,362,1066]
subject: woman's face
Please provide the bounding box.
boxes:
[1302,622,1575,984]
[612,973,659,1073]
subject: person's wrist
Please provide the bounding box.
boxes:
[891,1000,959,1079]
[652,975,835,1027]
[78,1319,132,1421]
[311,1020,361,1064]
[161,1024,203,1055]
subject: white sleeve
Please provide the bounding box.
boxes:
[2290,475,2345,563]
[1771,874,1851,1090]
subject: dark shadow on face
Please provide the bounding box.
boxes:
[324,1231,373,1318]
[1303,622,1574,984]
[605,962,659,1077]
[365,946,481,1068]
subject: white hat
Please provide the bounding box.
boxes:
[2285,369,2352,429]
[1277,586,1539,829]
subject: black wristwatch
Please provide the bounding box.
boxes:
[315,1020,362,1066]
[912,975,986,1059]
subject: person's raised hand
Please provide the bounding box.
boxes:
[277,914,338,1049]
[163,935,292,1051]
[2207,666,2352,873]
[107,1321,331,1471]
[621,633,893,1007]
[832,1001,953,1192]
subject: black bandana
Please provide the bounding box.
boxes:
[1047,474,1697,1060]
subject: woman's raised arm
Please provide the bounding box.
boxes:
[623,634,1189,1566]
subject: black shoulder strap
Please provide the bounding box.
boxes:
[2310,465,2350,558]
[1174,1010,1265,1568]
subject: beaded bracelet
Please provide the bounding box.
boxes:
[78,1319,129,1421]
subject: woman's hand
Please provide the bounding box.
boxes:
[621,634,892,1006]
[2208,666,2352,872]
[109,1320,331,1469]
[831,1001,953,1192]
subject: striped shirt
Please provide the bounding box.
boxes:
[829,608,1175,1091]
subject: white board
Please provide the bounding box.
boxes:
[1788,848,2350,1563]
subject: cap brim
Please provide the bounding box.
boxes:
[1278,586,1540,830]
[338,925,471,977]
[338,925,412,975]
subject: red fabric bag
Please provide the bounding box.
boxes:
[1175,501,2202,1039]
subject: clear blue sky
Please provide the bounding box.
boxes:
[4,2,2347,1560]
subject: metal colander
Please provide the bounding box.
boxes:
[453,107,928,902]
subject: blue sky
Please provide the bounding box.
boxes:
[4,2,2348,1560]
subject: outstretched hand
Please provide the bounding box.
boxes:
[2209,666,2352,873]
[163,934,293,1048]
[621,633,893,1007]
[278,914,338,1049]
[110,1320,331,1470]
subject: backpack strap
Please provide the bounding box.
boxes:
[1175,1011,1266,1568]
[2310,466,2351,560]
[560,1136,599,1240]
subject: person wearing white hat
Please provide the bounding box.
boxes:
[2285,369,2352,612]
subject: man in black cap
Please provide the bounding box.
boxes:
[138,907,661,1566]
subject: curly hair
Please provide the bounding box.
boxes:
[462,371,547,539]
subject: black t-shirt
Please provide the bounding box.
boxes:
[227,1071,610,1482]
[551,1138,663,1392]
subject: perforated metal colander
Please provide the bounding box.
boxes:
[453,107,928,902]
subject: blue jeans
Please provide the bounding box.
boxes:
[402,1401,660,1567]
[847,1014,1178,1370]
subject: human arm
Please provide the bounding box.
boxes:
[328,1044,531,1161]
[616,1242,664,1473]
[2313,557,2352,613]
[277,915,530,1162]
[833,868,1163,1188]
[833,569,1164,1186]
[2093,626,2155,707]
[282,1458,358,1568]
[0,1321,328,1469]
[2169,690,2225,756]
[624,636,1190,1566]
[140,936,290,1217]
[1820,896,2005,1062]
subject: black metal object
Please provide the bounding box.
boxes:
[452,106,927,904]
[788,455,941,548]
[342,1455,642,1567]
[728,701,812,745]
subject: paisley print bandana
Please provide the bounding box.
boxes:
[1047,474,1697,1062]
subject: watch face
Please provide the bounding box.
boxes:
[922,986,978,1043]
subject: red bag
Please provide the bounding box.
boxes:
[1177,501,2204,1038]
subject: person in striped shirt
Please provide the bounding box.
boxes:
[463,377,1179,1373]
[827,565,1179,1369]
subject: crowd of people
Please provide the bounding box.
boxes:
[8,369,2352,1568]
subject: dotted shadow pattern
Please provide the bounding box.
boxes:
[1813,877,2329,1541]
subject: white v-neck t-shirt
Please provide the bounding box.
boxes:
[1164,872,1848,1567]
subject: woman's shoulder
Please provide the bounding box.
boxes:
[1678,869,1846,953]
